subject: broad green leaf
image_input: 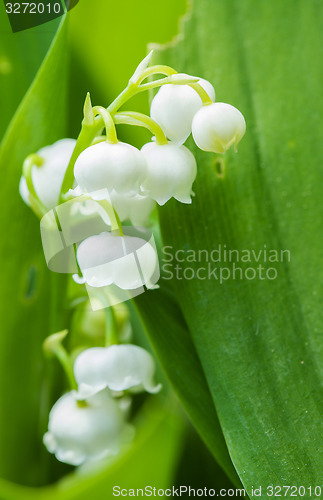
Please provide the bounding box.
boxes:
[0,4,62,140]
[0,398,184,500]
[135,286,240,486]
[0,18,69,486]
[145,0,323,494]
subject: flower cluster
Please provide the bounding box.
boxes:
[43,329,161,466]
[20,51,245,220]
[19,51,246,468]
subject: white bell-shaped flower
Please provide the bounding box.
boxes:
[192,102,246,153]
[19,139,76,210]
[43,390,133,466]
[150,78,215,144]
[110,191,155,226]
[74,345,162,398]
[75,231,157,289]
[140,142,197,205]
[74,141,147,196]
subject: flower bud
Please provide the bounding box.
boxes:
[74,345,162,398]
[71,302,106,343]
[150,78,215,144]
[74,142,147,197]
[75,232,158,290]
[71,301,132,344]
[43,390,133,465]
[140,142,197,205]
[192,102,246,153]
[19,139,76,210]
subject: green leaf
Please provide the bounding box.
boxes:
[0,4,63,140]
[0,18,69,486]
[145,0,323,494]
[135,286,240,486]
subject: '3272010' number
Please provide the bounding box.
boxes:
[5,3,62,14]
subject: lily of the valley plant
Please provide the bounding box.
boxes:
[19,51,245,467]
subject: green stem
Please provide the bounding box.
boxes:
[137,79,171,92]
[55,345,77,391]
[190,82,213,105]
[107,82,138,114]
[23,154,47,218]
[114,111,168,145]
[96,198,123,236]
[73,243,82,277]
[23,154,43,198]
[137,75,199,93]
[60,124,98,201]
[92,106,118,144]
[137,77,179,92]
[91,135,106,145]
[136,64,177,84]
[112,208,124,236]
[43,330,77,391]
[105,306,119,347]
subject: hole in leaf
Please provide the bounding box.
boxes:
[214,158,226,178]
